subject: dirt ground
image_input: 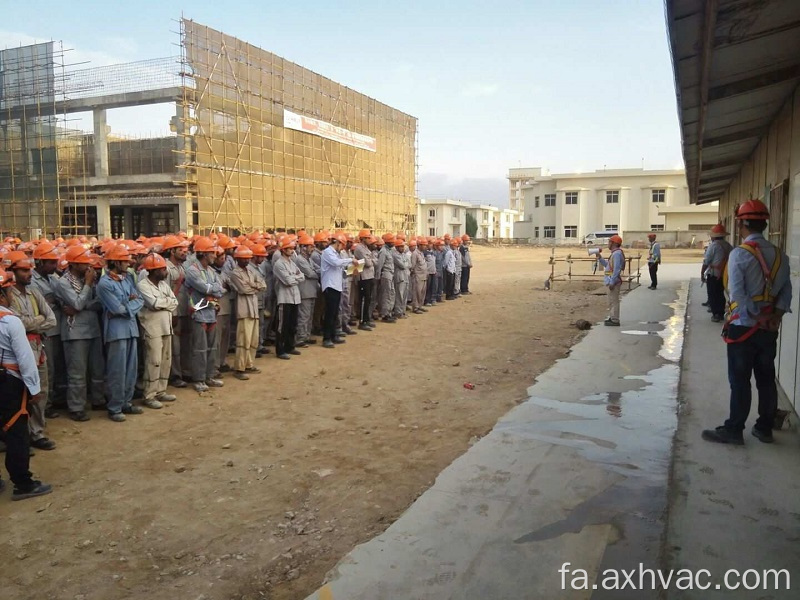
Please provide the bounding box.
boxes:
[0,246,700,600]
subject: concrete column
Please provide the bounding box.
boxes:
[95,199,111,238]
[123,207,133,239]
[93,109,109,178]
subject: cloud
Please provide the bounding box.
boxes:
[461,82,499,97]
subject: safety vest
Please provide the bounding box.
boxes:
[722,240,782,344]
[0,309,29,432]
[604,249,626,277]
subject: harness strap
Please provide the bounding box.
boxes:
[0,362,28,433]
[724,241,781,344]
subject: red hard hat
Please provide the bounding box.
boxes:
[609,235,623,245]
[33,241,59,261]
[710,224,728,237]
[234,245,254,259]
[142,253,167,271]
[65,245,93,264]
[735,199,769,220]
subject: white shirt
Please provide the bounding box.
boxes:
[0,310,41,395]
[321,246,353,292]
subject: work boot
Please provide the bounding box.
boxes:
[68,410,90,422]
[108,412,126,422]
[701,426,744,445]
[245,367,261,374]
[277,353,291,360]
[751,426,774,444]
[122,405,144,415]
[234,371,249,381]
[206,378,224,388]
[604,319,620,327]
[322,340,335,349]
[169,377,188,389]
[358,323,372,331]
[44,408,60,419]
[12,481,53,501]
[30,438,56,451]
[333,337,346,344]
[288,349,302,356]
[142,398,163,410]
[157,393,177,402]
[194,382,209,393]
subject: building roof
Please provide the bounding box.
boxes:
[666,0,800,204]
[419,198,473,207]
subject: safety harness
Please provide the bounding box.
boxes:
[604,249,626,283]
[722,241,782,344]
[0,309,29,433]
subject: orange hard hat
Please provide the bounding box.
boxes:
[100,240,117,255]
[88,253,105,269]
[710,224,728,237]
[313,232,328,243]
[408,239,418,246]
[142,253,167,271]
[105,243,132,262]
[393,238,405,247]
[418,238,428,246]
[0,267,15,288]
[736,199,769,220]
[298,235,314,245]
[461,234,470,242]
[234,245,254,259]
[193,237,217,253]
[65,245,93,264]
[647,233,657,239]
[375,237,385,247]
[449,238,458,246]
[161,235,189,251]
[280,238,297,250]
[217,234,237,250]
[6,251,33,270]
[33,241,59,261]
[17,242,34,254]
[358,229,371,238]
[395,233,406,240]
[443,233,451,240]
[382,233,395,243]
[332,234,346,245]
[252,244,268,257]
[609,235,623,245]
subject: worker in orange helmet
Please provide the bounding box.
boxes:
[391,237,410,320]
[136,253,178,409]
[160,235,191,388]
[367,236,383,320]
[460,234,473,294]
[353,231,376,330]
[183,237,225,393]
[293,234,320,347]
[376,234,396,322]
[701,224,733,323]
[227,245,266,378]
[31,242,68,417]
[96,244,145,421]
[6,251,57,450]
[54,245,105,421]
[409,238,428,314]
[272,238,305,358]
[702,199,792,446]
[595,235,625,326]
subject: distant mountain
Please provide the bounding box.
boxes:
[418,173,508,207]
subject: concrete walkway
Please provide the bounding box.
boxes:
[307,266,799,600]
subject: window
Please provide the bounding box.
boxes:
[428,209,436,218]
[452,225,461,236]
[688,224,708,231]
[483,211,489,221]
[564,226,578,238]
[534,227,539,237]
[543,226,556,238]
[544,194,556,207]
[651,189,665,203]
[604,224,618,231]
[606,191,619,204]
[535,196,540,208]
[429,228,436,236]
[565,192,578,205]
[451,207,460,218]
[650,224,665,231]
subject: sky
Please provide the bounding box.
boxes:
[1,0,684,206]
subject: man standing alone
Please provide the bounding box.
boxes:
[596,235,625,326]
[647,233,661,290]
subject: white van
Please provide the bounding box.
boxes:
[583,231,618,246]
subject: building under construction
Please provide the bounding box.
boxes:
[0,19,418,238]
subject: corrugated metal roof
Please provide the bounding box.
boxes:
[666,0,800,203]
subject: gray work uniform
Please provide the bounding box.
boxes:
[392,248,410,318]
[31,269,66,409]
[184,261,223,383]
[54,273,106,412]
[137,277,178,400]
[166,258,190,382]
[294,251,319,343]
[376,245,396,318]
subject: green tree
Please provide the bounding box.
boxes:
[465,212,478,237]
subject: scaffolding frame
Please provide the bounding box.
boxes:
[178,19,418,235]
[548,248,642,290]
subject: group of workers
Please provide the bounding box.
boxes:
[0,228,474,501]
[593,200,792,448]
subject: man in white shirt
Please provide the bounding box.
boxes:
[320,234,359,348]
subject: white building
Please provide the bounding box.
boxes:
[507,167,542,215]
[418,200,521,240]
[513,167,718,244]
[418,198,471,238]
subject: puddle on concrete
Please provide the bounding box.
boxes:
[511,281,688,595]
